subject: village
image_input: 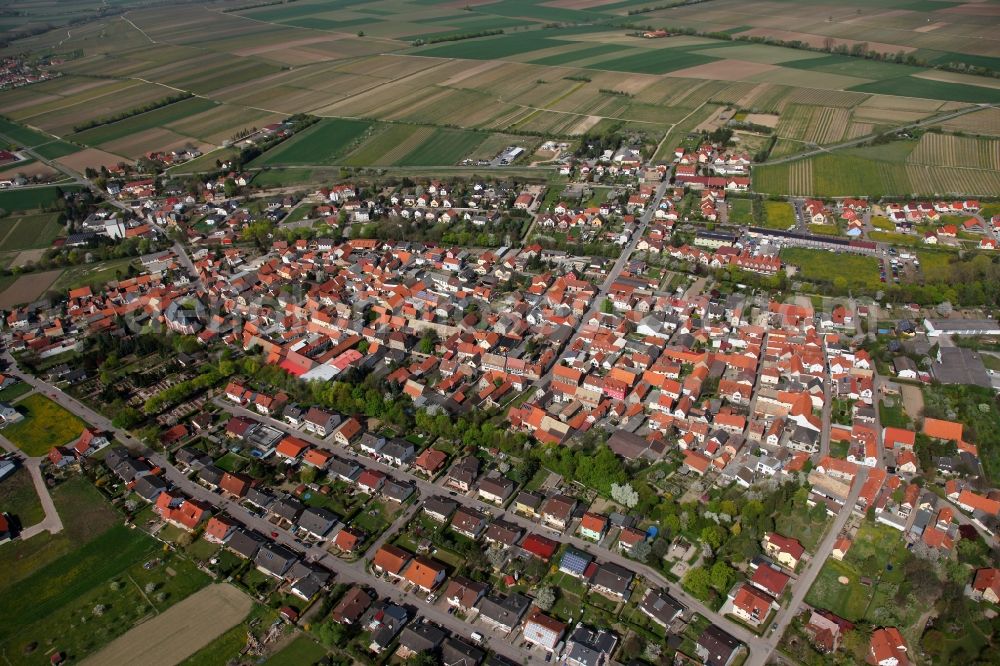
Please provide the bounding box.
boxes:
[0,123,996,666]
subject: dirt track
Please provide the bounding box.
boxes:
[80,583,252,666]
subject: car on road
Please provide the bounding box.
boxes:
[270,531,279,538]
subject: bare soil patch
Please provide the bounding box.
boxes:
[0,162,59,179]
[56,148,128,172]
[81,584,252,666]
[11,249,47,268]
[0,269,62,308]
[915,21,948,32]
[745,113,779,128]
[443,60,507,87]
[901,384,925,422]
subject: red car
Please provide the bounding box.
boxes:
[270,532,279,538]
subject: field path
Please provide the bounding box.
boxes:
[80,583,252,666]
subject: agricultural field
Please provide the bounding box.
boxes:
[0,0,999,191]
[82,584,252,666]
[0,269,63,309]
[753,143,1000,197]
[0,520,212,662]
[0,212,64,253]
[252,118,375,166]
[2,393,88,456]
[0,186,80,213]
[780,247,881,290]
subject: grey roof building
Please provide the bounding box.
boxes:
[298,506,339,538]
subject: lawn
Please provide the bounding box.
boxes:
[804,522,914,626]
[0,466,44,527]
[252,118,374,166]
[264,634,328,665]
[727,198,753,224]
[879,399,912,429]
[0,381,32,402]
[180,604,277,666]
[762,201,795,230]
[50,257,138,292]
[2,393,86,456]
[779,247,881,291]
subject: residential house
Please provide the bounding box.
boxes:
[477,592,531,633]
[523,609,567,652]
[638,589,684,629]
[868,627,909,666]
[578,512,608,541]
[763,532,805,569]
[696,625,742,666]
[540,494,577,531]
[331,586,373,624]
[372,544,411,580]
[444,576,488,612]
[404,555,447,593]
[303,407,340,437]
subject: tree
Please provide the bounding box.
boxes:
[534,586,557,611]
[709,560,734,592]
[485,544,508,570]
[682,567,712,601]
[418,329,438,355]
[700,525,726,551]
[632,540,652,562]
[610,482,639,508]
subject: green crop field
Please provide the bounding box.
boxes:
[0,211,64,251]
[0,185,80,212]
[70,97,218,145]
[780,247,881,290]
[588,49,717,75]
[342,124,426,166]
[253,118,374,166]
[0,116,55,148]
[32,140,81,159]
[851,77,1000,104]
[395,127,488,166]
[412,33,568,59]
